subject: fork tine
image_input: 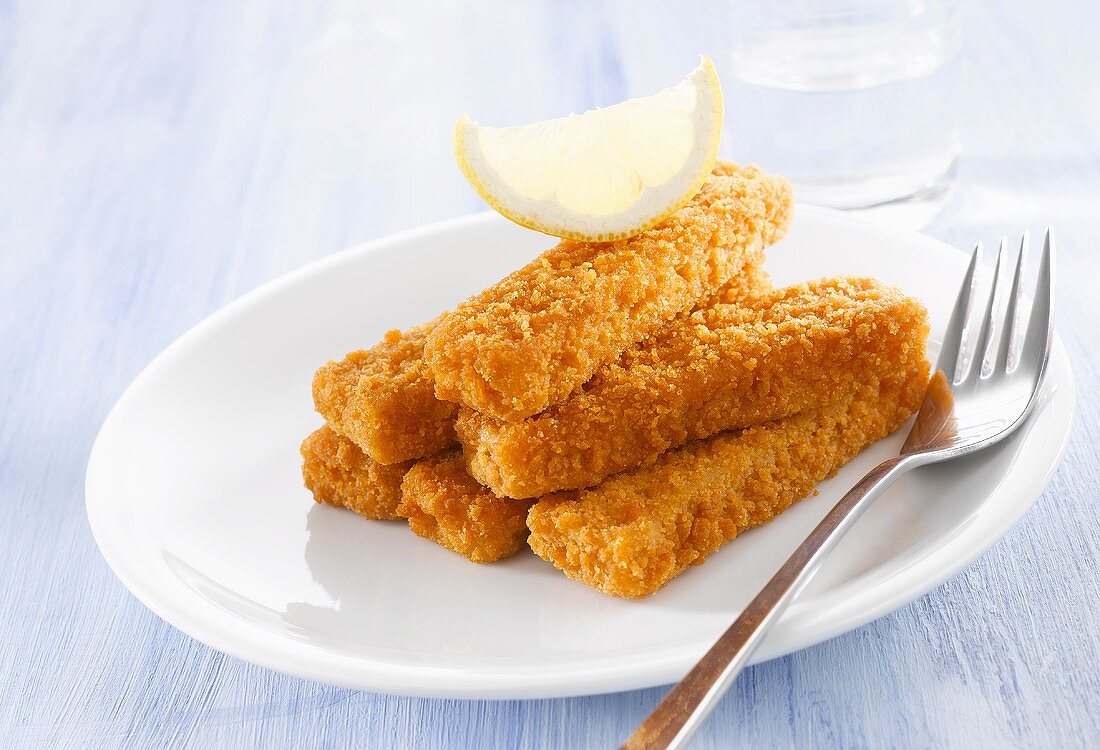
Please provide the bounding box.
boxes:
[938,242,982,383]
[996,231,1029,373]
[970,239,1007,381]
[1019,228,1055,380]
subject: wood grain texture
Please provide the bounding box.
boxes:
[1,0,1097,748]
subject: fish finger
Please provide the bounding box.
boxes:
[399,451,534,563]
[300,425,412,520]
[526,364,929,598]
[313,319,458,464]
[424,162,793,421]
[458,277,929,498]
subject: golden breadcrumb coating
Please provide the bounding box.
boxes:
[708,262,772,305]
[311,263,771,468]
[300,426,411,520]
[398,451,534,563]
[312,319,458,464]
[424,162,794,421]
[457,277,929,498]
[526,364,930,598]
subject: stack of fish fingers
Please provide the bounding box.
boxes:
[301,162,930,598]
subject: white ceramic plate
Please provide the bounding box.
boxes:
[86,207,1075,699]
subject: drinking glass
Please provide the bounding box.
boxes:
[720,0,962,226]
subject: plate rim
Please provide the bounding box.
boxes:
[85,206,1077,698]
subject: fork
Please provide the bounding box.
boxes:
[622,230,1056,750]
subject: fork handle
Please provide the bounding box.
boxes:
[621,454,918,750]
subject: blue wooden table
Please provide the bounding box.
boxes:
[2,2,1098,747]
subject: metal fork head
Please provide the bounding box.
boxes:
[900,229,1054,460]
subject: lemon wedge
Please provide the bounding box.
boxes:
[454,56,724,242]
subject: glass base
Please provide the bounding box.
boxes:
[794,156,957,230]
